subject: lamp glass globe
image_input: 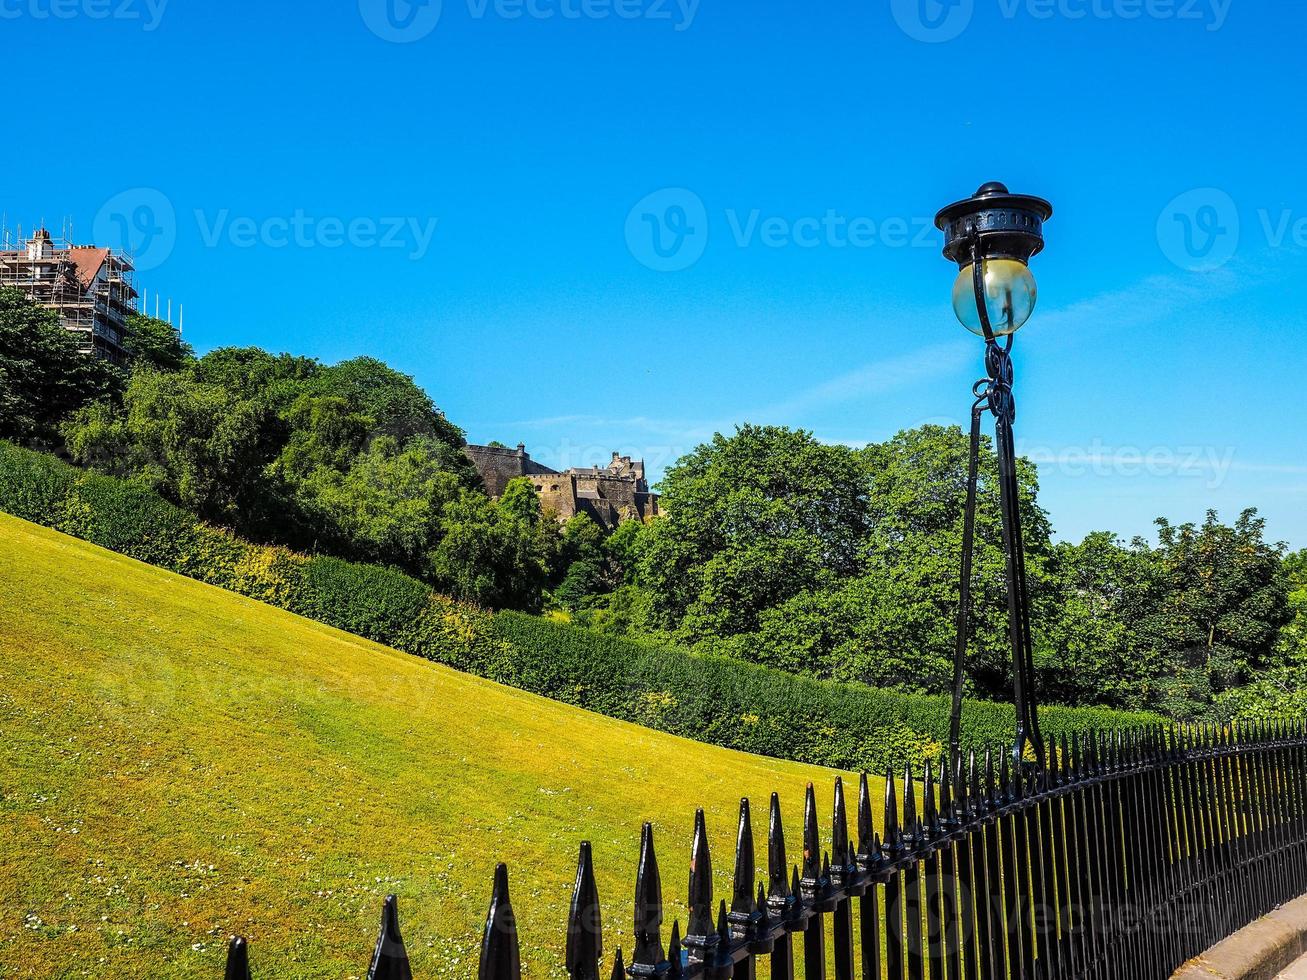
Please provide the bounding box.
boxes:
[951,258,1037,337]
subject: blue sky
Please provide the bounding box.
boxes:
[10,0,1307,549]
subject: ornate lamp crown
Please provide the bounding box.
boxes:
[934,181,1053,268]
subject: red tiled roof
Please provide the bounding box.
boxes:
[69,247,109,288]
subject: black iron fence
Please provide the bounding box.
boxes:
[222,722,1307,979]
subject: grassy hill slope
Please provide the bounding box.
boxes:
[0,514,852,978]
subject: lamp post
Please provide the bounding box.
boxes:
[934,181,1053,775]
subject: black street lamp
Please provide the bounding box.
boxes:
[934,181,1053,774]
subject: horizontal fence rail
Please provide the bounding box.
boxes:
[222,722,1307,979]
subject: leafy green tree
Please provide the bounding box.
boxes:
[63,367,279,526]
[309,357,471,455]
[638,425,872,642]
[728,425,1049,697]
[857,425,1053,698]
[1214,547,1306,721]
[1041,532,1167,710]
[428,478,551,610]
[122,313,194,372]
[191,346,320,409]
[550,512,602,598]
[296,435,464,567]
[1147,509,1290,715]
[0,288,121,444]
[268,394,371,486]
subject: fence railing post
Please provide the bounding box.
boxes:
[224,936,250,980]
[213,720,1307,979]
[566,843,603,980]
[372,894,414,980]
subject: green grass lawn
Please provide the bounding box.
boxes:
[0,514,862,978]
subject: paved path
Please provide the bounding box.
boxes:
[1278,952,1307,979]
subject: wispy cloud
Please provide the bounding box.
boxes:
[488,341,973,464]
[750,341,971,419]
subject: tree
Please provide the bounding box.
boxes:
[856,424,1054,698]
[0,288,121,444]
[310,358,469,448]
[1041,532,1167,710]
[63,367,280,527]
[638,425,872,642]
[1146,510,1291,717]
[1215,547,1306,722]
[551,513,607,610]
[428,478,552,610]
[295,435,463,568]
[122,313,194,372]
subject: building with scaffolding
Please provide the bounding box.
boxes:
[0,228,137,363]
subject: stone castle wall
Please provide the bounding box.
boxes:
[462,444,658,529]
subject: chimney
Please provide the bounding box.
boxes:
[26,228,53,261]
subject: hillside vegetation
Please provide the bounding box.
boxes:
[0,515,849,978]
[0,441,1161,778]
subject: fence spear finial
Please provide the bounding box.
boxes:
[477,870,518,980]
[984,746,997,808]
[857,773,873,858]
[224,937,251,980]
[370,895,413,980]
[832,777,850,867]
[632,823,664,970]
[668,921,682,978]
[754,882,769,937]
[766,792,790,907]
[939,757,954,826]
[566,842,603,980]
[731,799,756,924]
[903,765,918,840]
[923,764,938,836]
[967,750,980,820]
[711,901,734,979]
[684,809,717,959]
[884,768,900,850]
[802,783,821,883]
[610,947,626,980]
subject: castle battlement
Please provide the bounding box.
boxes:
[463,443,658,529]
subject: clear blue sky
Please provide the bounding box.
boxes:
[10,0,1307,549]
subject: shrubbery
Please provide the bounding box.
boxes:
[0,441,1162,772]
[488,612,1158,771]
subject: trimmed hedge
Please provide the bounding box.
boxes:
[486,612,1159,771]
[0,441,1163,772]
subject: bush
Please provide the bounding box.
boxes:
[292,555,433,644]
[487,612,1162,772]
[0,442,77,523]
[0,440,1163,773]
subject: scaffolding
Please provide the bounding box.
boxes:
[0,226,138,363]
